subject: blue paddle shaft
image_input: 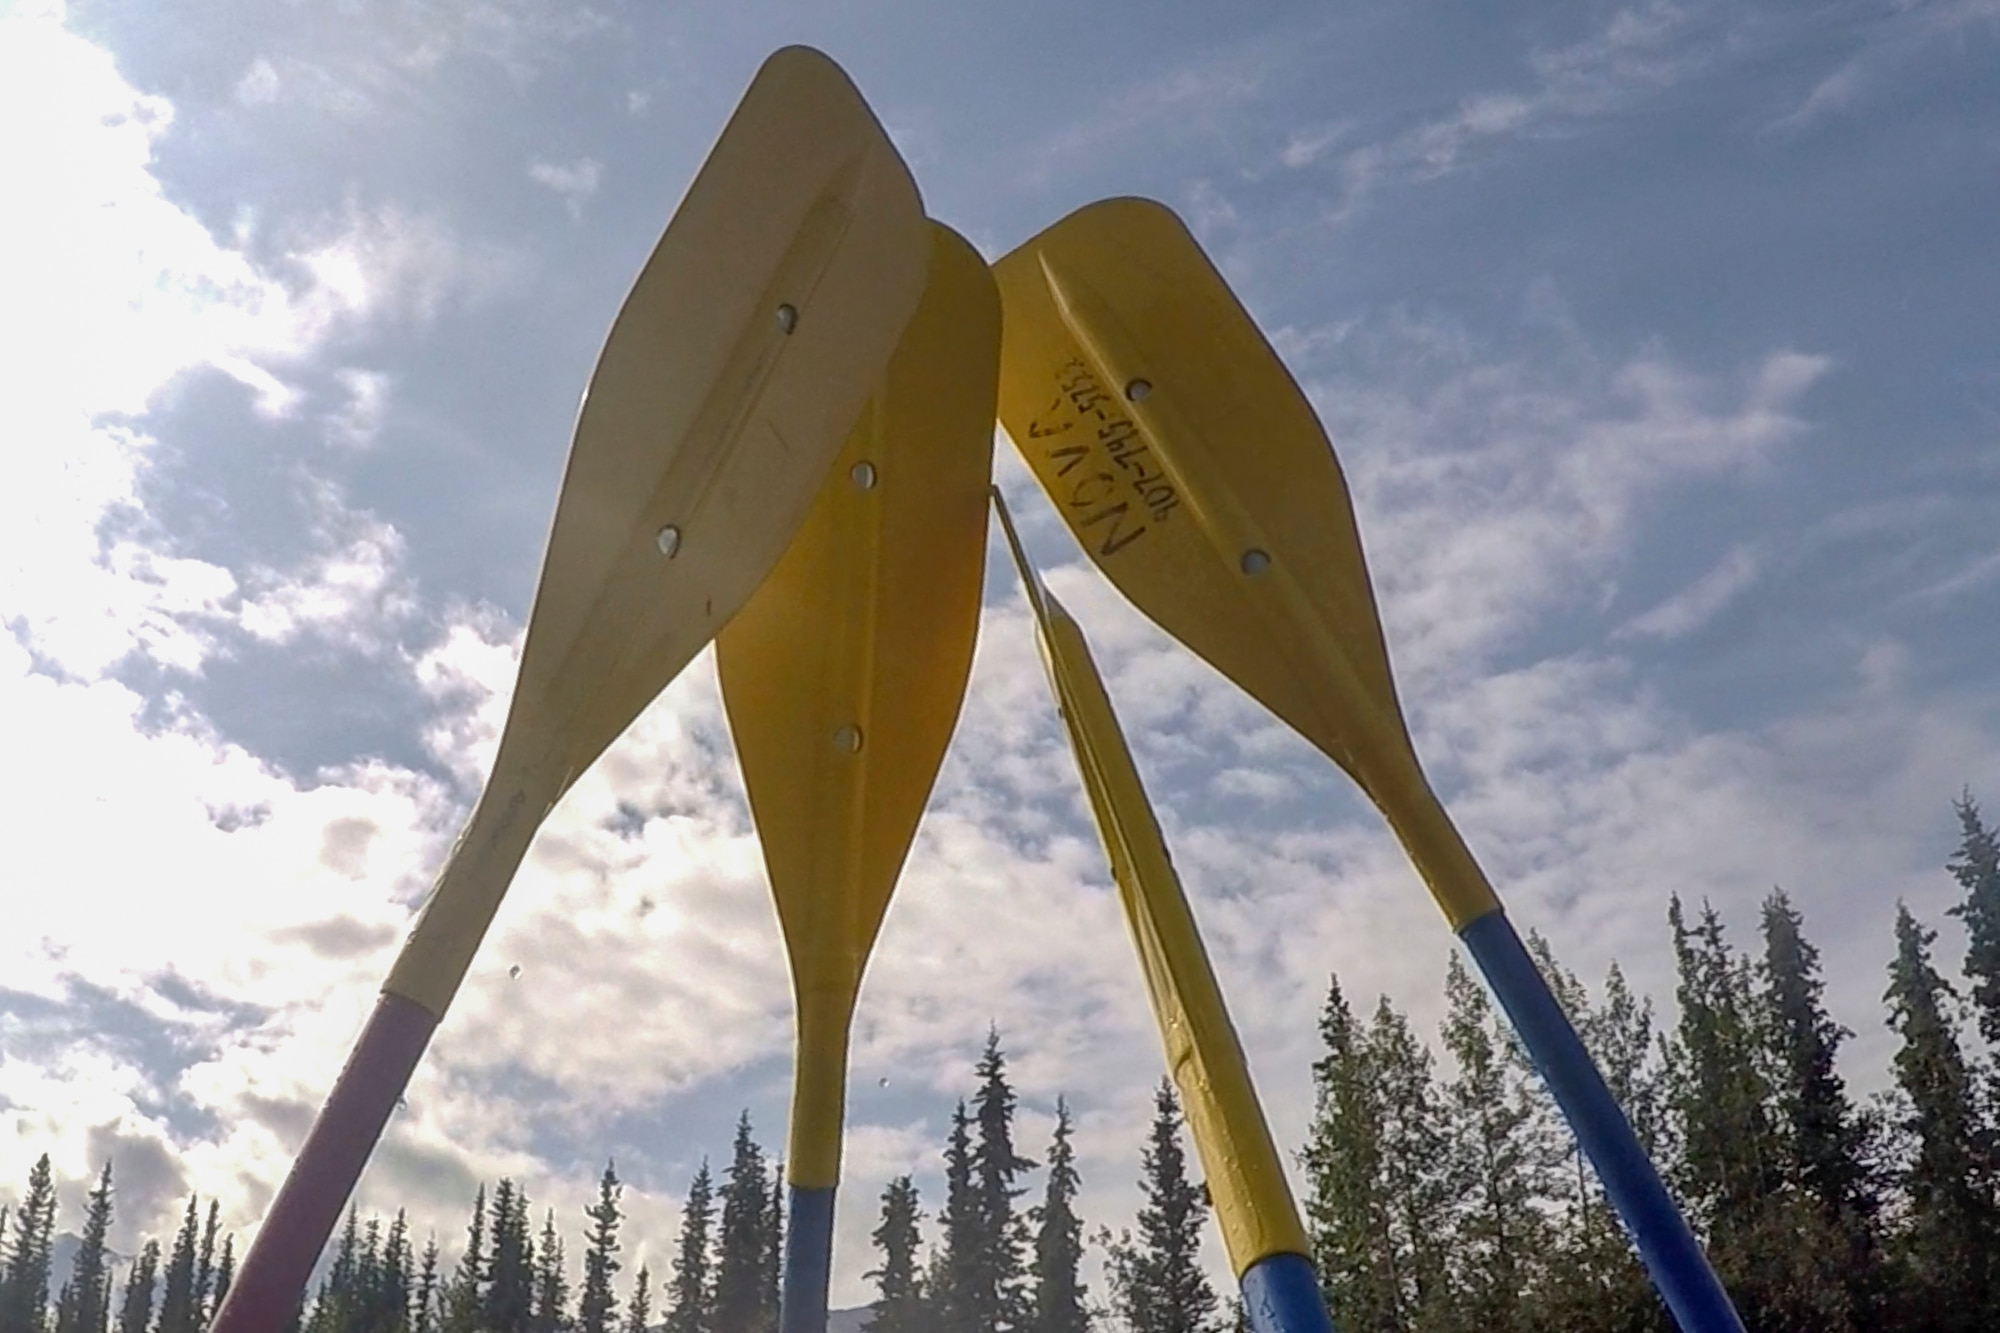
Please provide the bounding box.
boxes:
[1458,911,1745,1333]
[1241,1253,1338,1333]
[780,1185,836,1333]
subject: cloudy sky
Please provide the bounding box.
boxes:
[3,0,1998,1311]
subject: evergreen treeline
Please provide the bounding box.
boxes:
[5,795,1998,1333]
[1300,793,2000,1333]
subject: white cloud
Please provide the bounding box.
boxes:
[1279,121,1352,169]
[1619,545,1762,640]
[234,485,418,652]
[528,157,604,218]
[324,367,394,449]
[235,56,282,106]
[1333,0,1711,213]
[1310,319,1829,682]
[281,198,516,340]
[1768,0,2000,135]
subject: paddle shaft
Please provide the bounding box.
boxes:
[212,783,545,1333]
[1242,1254,1337,1333]
[1370,769,1745,1333]
[209,992,436,1333]
[1458,912,1745,1333]
[777,985,859,1333]
[780,1186,836,1333]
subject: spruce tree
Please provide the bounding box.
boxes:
[413,1237,440,1333]
[212,1237,235,1324]
[193,1201,220,1326]
[1948,793,2000,1051]
[305,1206,360,1333]
[483,1180,536,1333]
[1105,1081,1216,1333]
[1300,974,1398,1327]
[155,1196,203,1333]
[1885,901,1999,1331]
[1028,1099,1088,1333]
[622,1265,651,1333]
[1533,959,1666,1331]
[372,1211,414,1333]
[968,1030,1035,1332]
[356,1215,384,1333]
[1666,896,1855,1329]
[54,1163,114,1333]
[1441,953,1546,1333]
[1,1155,56,1333]
[1665,899,1782,1232]
[760,1166,782,1329]
[1762,891,1873,1213]
[579,1163,623,1333]
[1367,995,1454,1326]
[662,1162,714,1333]
[114,1243,159,1333]
[445,1185,486,1333]
[1590,960,1668,1159]
[713,1114,773,1333]
[864,1176,926,1333]
[1761,888,1885,1323]
[936,1101,977,1331]
[532,1210,568,1333]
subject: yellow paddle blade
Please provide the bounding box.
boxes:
[385,47,930,1014]
[993,198,1499,928]
[717,223,1000,1187]
[991,491,1310,1274]
[506,45,929,797]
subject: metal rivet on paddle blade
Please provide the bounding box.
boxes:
[776,303,799,334]
[851,460,878,490]
[833,724,863,753]
[1125,378,1152,402]
[1241,548,1271,575]
[655,525,682,558]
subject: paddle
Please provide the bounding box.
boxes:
[991,489,1334,1333]
[991,198,1745,1333]
[211,47,931,1333]
[716,223,999,1333]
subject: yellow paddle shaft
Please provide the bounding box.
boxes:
[383,767,555,1019]
[786,979,860,1189]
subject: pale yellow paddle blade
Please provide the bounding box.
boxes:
[385,46,930,1013]
[993,198,1500,928]
[507,45,929,796]
[717,223,1000,1186]
[991,491,1310,1275]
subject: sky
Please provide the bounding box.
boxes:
[2,0,1998,1313]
